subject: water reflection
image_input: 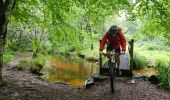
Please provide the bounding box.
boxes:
[133,68,157,77]
[44,55,99,86]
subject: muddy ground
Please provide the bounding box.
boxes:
[0,53,170,100]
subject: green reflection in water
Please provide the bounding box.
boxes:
[43,55,99,86]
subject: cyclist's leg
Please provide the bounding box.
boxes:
[106,44,113,57]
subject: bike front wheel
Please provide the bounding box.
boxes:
[109,63,115,93]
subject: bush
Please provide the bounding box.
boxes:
[18,60,28,70]
[3,50,14,63]
[133,52,147,69]
[30,61,43,75]
[30,56,45,75]
[156,62,170,90]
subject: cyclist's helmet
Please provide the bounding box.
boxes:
[108,25,118,36]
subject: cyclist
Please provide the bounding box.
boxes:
[99,25,126,76]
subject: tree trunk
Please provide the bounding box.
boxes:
[0,39,4,81]
[0,0,15,83]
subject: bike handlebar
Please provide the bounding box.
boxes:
[100,52,125,56]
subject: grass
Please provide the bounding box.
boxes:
[133,51,147,69]
[30,53,52,75]
[132,34,170,68]
[3,50,14,63]
[17,53,52,75]
[134,50,170,66]
[157,62,170,90]
[78,43,99,58]
[131,34,170,89]
[18,59,28,70]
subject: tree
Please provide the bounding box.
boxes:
[0,0,16,83]
[9,0,131,53]
[128,0,170,40]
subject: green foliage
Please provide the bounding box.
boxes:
[31,61,43,75]
[140,19,166,38]
[5,39,18,51]
[8,0,131,54]
[18,59,28,70]
[130,33,143,41]
[31,37,41,57]
[135,35,170,51]
[128,0,170,41]
[157,62,170,90]
[133,52,147,69]
[3,50,14,63]
[30,54,46,75]
[4,0,170,90]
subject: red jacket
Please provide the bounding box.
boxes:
[99,28,126,52]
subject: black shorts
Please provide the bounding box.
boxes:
[106,46,120,53]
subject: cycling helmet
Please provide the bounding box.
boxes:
[108,25,118,36]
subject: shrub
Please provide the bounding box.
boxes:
[30,56,45,75]
[30,61,43,75]
[3,50,14,63]
[133,52,147,69]
[156,62,170,90]
[18,60,28,70]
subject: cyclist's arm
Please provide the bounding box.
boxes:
[99,32,108,52]
[118,28,126,52]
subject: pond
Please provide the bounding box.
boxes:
[133,68,157,77]
[42,55,99,87]
[41,54,157,87]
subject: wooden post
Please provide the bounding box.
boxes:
[99,40,102,74]
[129,39,134,71]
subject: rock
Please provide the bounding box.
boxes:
[84,78,94,89]
[130,79,135,84]
[91,74,106,82]
[133,74,148,78]
[0,87,9,94]
[12,92,19,97]
[121,70,133,77]
[148,75,160,84]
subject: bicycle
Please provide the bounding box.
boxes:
[107,52,124,93]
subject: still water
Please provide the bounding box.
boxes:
[133,68,157,77]
[42,54,157,87]
[43,55,99,86]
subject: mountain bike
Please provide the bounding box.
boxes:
[107,52,124,93]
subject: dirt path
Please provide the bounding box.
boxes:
[0,59,170,100]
